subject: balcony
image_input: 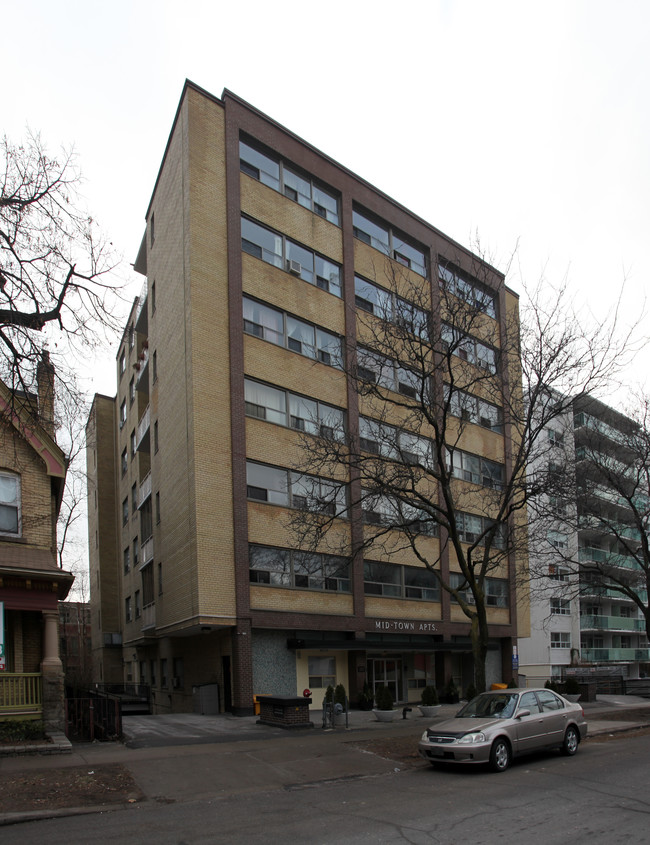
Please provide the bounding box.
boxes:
[138,471,152,509]
[135,281,148,334]
[580,615,646,632]
[134,343,149,392]
[579,547,642,571]
[141,536,154,567]
[136,405,150,453]
[580,585,648,603]
[580,647,650,662]
[141,603,155,632]
[0,673,42,717]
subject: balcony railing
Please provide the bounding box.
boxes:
[580,585,648,603]
[138,471,152,509]
[580,615,646,632]
[579,547,642,571]
[0,673,42,715]
[141,536,154,566]
[580,647,650,662]
[136,404,150,453]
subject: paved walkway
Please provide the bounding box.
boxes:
[1,695,649,826]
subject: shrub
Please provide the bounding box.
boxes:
[376,685,394,711]
[325,685,334,704]
[421,685,439,706]
[334,683,347,709]
[0,719,46,742]
[564,677,581,695]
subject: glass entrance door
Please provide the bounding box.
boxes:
[367,657,402,703]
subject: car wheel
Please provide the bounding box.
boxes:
[562,725,579,756]
[489,737,511,772]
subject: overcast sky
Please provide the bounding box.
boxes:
[5,0,649,402]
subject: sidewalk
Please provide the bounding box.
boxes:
[1,695,649,826]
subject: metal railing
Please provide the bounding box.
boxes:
[66,695,122,741]
[0,673,42,715]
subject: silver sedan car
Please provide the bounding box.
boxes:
[418,688,588,772]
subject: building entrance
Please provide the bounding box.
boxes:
[367,657,402,703]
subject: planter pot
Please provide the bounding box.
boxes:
[373,709,397,722]
[334,712,347,725]
[564,693,581,702]
[418,704,441,718]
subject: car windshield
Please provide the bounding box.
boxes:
[457,693,518,719]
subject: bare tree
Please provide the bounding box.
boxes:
[0,131,123,403]
[288,253,642,693]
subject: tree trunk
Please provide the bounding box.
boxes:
[470,612,489,694]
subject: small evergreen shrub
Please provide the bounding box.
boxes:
[376,685,394,710]
[334,683,347,710]
[421,685,439,706]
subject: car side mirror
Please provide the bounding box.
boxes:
[516,709,531,719]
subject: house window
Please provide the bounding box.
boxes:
[449,573,508,607]
[242,217,341,296]
[125,596,132,623]
[249,545,350,592]
[353,208,427,276]
[357,348,419,397]
[354,276,428,335]
[438,261,497,319]
[308,656,336,689]
[243,297,342,368]
[239,139,339,224]
[244,379,345,440]
[551,598,571,615]
[551,632,571,649]
[0,472,22,536]
[448,448,505,489]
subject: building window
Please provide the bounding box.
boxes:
[308,656,336,689]
[122,498,128,526]
[125,596,132,623]
[249,545,350,592]
[438,261,497,319]
[242,217,341,296]
[364,562,440,601]
[551,632,571,649]
[129,324,135,350]
[239,139,339,224]
[132,483,138,515]
[154,420,159,453]
[361,492,437,537]
[133,537,139,569]
[119,400,127,429]
[152,350,158,383]
[450,572,508,607]
[129,378,135,405]
[150,212,155,247]
[119,350,126,378]
[447,448,504,489]
[353,208,427,276]
[246,461,347,516]
[243,297,342,368]
[141,562,154,606]
[441,324,497,374]
[244,379,345,440]
[160,659,168,688]
[173,658,184,689]
[121,448,128,477]
[135,590,141,619]
[455,512,504,548]
[547,428,565,448]
[123,547,131,574]
[155,491,160,524]
[357,348,419,398]
[130,429,137,457]
[551,598,571,615]
[359,417,433,467]
[446,387,503,433]
[151,281,156,315]
[0,472,22,537]
[354,276,428,335]
[548,530,568,550]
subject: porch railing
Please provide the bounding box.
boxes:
[0,673,43,716]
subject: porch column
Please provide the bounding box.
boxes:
[41,609,65,731]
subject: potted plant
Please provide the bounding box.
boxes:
[333,683,347,724]
[373,685,397,722]
[357,682,374,711]
[418,685,441,718]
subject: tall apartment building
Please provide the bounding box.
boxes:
[519,396,649,683]
[87,82,525,715]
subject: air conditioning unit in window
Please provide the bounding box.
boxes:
[287,259,302,275]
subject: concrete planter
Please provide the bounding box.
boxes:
[373,709,397,722]
[418,704,441,718]
[564,693,581,703]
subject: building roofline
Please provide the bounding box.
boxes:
[139,81,506,283]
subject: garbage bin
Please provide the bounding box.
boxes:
[253,694,270,716]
